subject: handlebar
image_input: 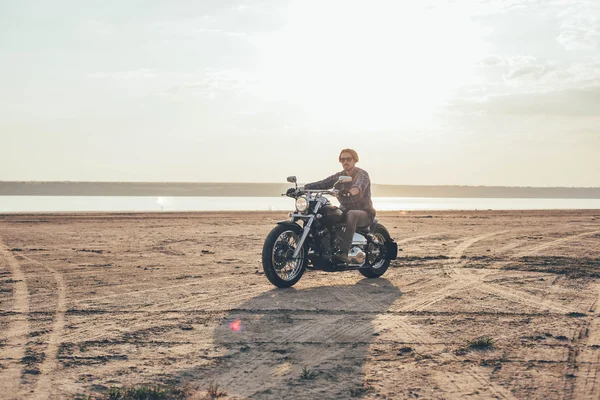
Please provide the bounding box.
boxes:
[282,189,340,198]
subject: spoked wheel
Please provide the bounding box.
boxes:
[262,224,307,288]
[360,224,391,278]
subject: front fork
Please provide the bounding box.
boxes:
[291,201,322,259]
[292,215,315,259]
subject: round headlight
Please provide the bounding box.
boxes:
[295,196,309,213]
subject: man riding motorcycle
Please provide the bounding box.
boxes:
[300,148,376,265]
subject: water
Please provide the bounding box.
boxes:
[0,196,599,213]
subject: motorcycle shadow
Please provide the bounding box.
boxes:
[182,278,402,399]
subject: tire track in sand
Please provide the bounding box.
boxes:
[380,232,507,339]
[18,254,66,400]
[411,231,516,399]
[71,275,236,305]
[401,230,598,314]
[423,231,517,399]
[0,239,31,398]
[402,230,600,399]
[471,230,600,316]
[386,228,598,397]
[475,282,572,314]
[388,231,517,399]
[60,277,265,343]
[59,275,238,341]
[513,230,600,258]
[64,286,264,343]
[393,231,508,312]
[565,283,600,400]
[395,231,454,245]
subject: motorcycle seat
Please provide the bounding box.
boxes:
[356,218,378,236]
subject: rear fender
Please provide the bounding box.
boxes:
[386,240,398,260]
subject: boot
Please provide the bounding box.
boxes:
[333,250,351,265]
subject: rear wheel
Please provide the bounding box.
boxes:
[262,224,307,288]
[359,224,392,278]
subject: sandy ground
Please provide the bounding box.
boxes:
[0,210,599,399]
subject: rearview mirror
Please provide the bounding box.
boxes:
[287,176,297,183]
[338,176,352,183]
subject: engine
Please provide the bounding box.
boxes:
[313,216,369,266]
[348,246,366,264]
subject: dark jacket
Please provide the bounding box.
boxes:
[304,167,375,219]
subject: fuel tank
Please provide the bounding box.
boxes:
[320,205,345,225]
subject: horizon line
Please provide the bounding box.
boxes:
[1,181,599,190]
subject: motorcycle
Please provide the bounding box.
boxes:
[262,175,398,288]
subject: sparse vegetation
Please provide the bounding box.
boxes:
[455,336,495,355]
[466,336,495,350]
[205,381,227,399]
[80,383,227,400]
[300,365,318,380]
[104,385,185,400]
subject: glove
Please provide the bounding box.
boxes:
[286,188,297,196]
[339,189,352,198]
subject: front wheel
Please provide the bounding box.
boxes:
[262,224,307,288]
[360,224,392,278]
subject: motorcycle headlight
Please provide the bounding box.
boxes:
[295,196,309,213]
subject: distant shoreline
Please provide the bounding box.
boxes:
[1,181,600,199]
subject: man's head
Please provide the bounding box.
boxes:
[339,148,358,173]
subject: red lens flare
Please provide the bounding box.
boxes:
[229,319,242,331]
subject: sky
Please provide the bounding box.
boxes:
[1,0,599,187]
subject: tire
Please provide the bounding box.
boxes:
[262,224,307,288]
[359,224,392,278]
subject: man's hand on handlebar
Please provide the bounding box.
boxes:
[286,187,305,197]
[339,189,352,198]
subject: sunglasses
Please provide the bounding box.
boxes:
[339,157,354,163]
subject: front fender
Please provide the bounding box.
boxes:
[276,220,302,230]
